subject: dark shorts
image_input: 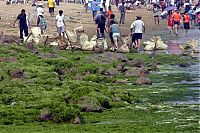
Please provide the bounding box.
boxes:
[183,22,190,29]
[49,7,54,13]
[174,21,180,25]
[134,33,142,40]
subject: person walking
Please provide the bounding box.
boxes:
[172,9,181,36]
[167,10,174,35]
[130,16,145,50]
[91,0,98,20]
[183,12,190,37]
[13,9,30,40]
[48,0,55,17]
[119,2,126,26]
[196,12,200,30]
[56,10,66,39]
[36,3,44,25]
[95,8,106,38]
[107,14,118,45]
[110,20,120,49]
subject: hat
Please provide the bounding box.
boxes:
[38,3,43,6]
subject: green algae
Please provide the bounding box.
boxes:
[0,45,199,132]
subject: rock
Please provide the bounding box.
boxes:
[179,63,191,67]
[39,107,54,122]
[121,67,128,72]
[147,62,159,71]
[55,69,65,75]
[9,69,25,79]
[0,57,17,62]
[116,63,124,71]
[135,68,152,85]
[78,96,102,112]
[74,74,82,80]
[125,68,140,77]
[73,117,81,124]
[115,79,129,84]
[94,46,104,53]
[104,69,118,76]
[128,59,144,67]
[135,76,152,85]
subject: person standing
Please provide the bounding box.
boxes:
[130,16,145,50]
[183,12,190,36]
[107,6,113,20]
[119,2,126,25]
[36,3,44,25]
[102,0,107,18]
[153,4,160,25]
[172,9,181,36]
[48,0,55,17]
[91,0,98,20]
[107,14,118,45]
[56,10,66,39]
[13,9,29,40]
[196,12,200,30]
[85,0,89,12]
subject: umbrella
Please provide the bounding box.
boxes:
[164,6,177,11]
[194,8,200,14]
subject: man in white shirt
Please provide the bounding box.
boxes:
[56,10,66,38]
[130,16,145,50]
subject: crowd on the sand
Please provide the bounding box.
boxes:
[11,0,200,51]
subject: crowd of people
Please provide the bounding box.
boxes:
[12,0,200,51]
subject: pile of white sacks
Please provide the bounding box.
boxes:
[180,39,199,56]
[25,26,130,52]
[142,36,168,51]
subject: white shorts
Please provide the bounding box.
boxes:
[57,26,65,34]
[112,33,120,41]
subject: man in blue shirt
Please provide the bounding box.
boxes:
[91,0,98,19]
[13,9,29,40]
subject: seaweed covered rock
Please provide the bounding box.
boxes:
[124,68,140,77]
[9,69,25,79]
[39,107,55,122]
[78,96,102,112]
[127,59,144,67]
[135,68,152,85]
[104,69,118,76]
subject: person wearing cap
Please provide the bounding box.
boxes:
[130,16,145,50]
[13,9,30,40]
[172,9,181,36]
[36,3,44,24]
[183,12,190,36]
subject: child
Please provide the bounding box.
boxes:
[110,20,120,49]
[56,10,66,39]
[167,10,174,35]
[107,6,113,20]
[38,15,47,34]
[183,12,190,36]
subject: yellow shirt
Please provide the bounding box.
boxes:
[48,0,55,8]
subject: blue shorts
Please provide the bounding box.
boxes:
[49,7,54,13]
